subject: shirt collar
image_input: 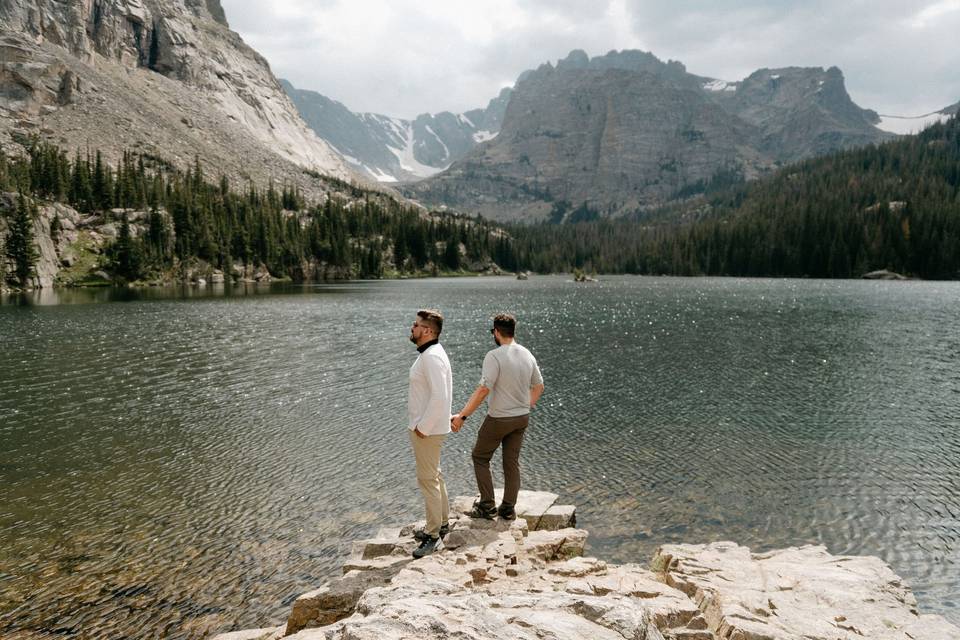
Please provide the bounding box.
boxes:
[417,339,439,354]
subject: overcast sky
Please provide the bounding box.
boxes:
[220,0,960,124]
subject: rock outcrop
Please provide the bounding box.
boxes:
[404,49,893,221]
[0,0,360,200]
[283,80,511,183]
[214,491,957,640]
[653,541,959,639]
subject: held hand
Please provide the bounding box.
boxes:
[450,415,464,432]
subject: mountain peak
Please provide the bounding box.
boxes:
[403,50,892,221]
[557,49,590,70]
[0,0,356,194]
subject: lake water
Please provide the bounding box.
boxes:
[1,276,959,638]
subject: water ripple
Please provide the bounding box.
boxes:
[1,277,959,637]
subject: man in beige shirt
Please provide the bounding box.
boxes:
[452,313,544,520]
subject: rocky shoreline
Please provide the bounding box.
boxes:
[214,491,958,640]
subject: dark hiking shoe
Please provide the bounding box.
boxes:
[413,523,449,541]
[497,504,517,520]
[468,501,497,520]
[412,535,443,558]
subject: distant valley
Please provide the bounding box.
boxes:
[282,80,510,183]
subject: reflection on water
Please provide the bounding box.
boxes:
[1,277,959,638]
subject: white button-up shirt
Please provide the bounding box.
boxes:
[408,342,453,435]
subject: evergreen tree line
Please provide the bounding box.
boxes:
[4,116,959,285]
[0,143,518,284]
[506,116,960,279]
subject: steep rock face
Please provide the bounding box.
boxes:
[720,66,886,162]
[405,50,892,222]
[0,0,358,197]
[284,80,510,182]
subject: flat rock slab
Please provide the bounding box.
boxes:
[540,504,577,530]
[653,541,960,640]
[351,537,417,560]
[280,549,713,640]
[451,490,573,530]
[342,554,412,575]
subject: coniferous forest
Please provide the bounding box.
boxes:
[1,114,959,286]
[507,116,960,279]
[0,145,518,285]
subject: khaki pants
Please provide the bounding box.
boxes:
[472,414,529,508]
[409,430,449,536]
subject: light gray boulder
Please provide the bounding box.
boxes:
[283,567,401,635]
[653,541,959,640]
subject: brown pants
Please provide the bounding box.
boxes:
[472,414,529,508]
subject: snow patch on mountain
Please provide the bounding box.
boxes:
[473,130,498,143]
[388,124,448,178]
[424,125,450,161]
[369,167,398,182]
[703,79,737,92]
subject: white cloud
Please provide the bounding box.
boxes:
[220,0,960,120]
[909,0,960,28]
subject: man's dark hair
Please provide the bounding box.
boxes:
[492,313,516,338]
[417,309,444,336]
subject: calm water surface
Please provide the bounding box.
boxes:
[1,276,959,638]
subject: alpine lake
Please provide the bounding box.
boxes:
[2,275,959,638]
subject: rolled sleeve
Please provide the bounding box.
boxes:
[531,361,543,387]
[479,351,499,388]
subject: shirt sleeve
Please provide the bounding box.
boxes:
[479,351,499,388]
[531,357,544,387]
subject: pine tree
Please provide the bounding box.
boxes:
[5,194,40,288]
[50,212,62,245]
[109,212,143,281]
[443,238,460,271]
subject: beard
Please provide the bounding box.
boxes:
[494,336,501,346]
[409,333,418,344]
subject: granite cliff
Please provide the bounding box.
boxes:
[403,50,894,221]
[0,0,359,198]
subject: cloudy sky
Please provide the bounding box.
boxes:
[220,0,960,126]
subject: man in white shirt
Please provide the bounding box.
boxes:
[407,308,453,557]
[451,313,544,520]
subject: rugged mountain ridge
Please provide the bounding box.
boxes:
[283,80,510,182]
[0,0,359,198]
[403,49,894,221]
